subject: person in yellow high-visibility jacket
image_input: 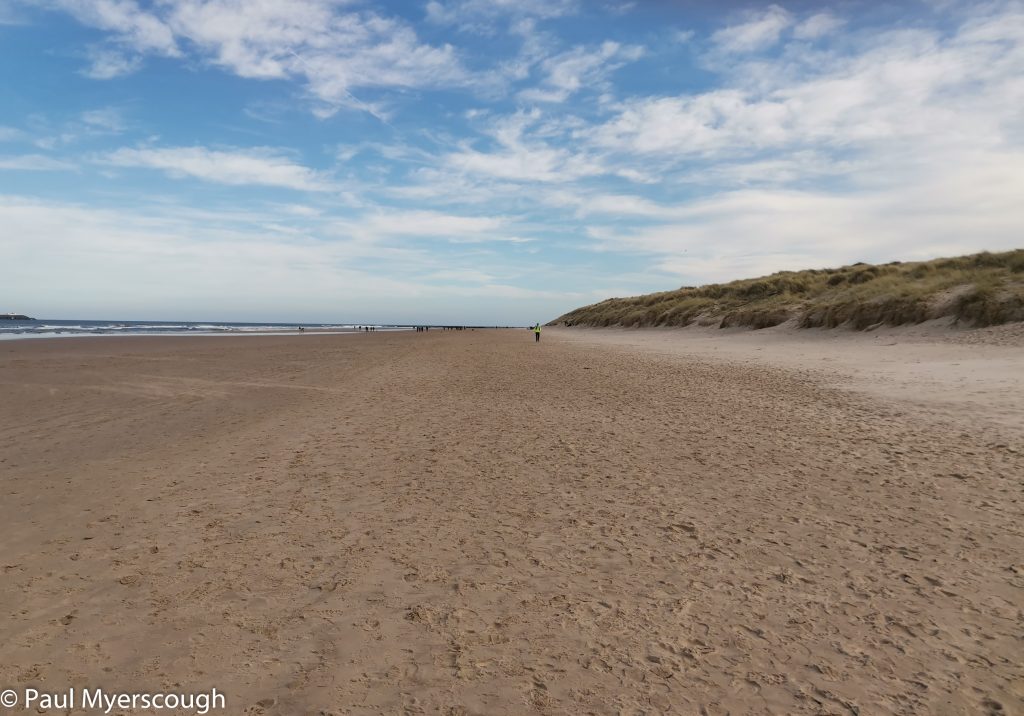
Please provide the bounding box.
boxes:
[533,323,541,342]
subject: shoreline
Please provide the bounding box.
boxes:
[0,329,369,342]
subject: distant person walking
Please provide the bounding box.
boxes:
[534,323,541,342]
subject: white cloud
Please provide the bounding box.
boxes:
[0,126,25,142]
[446,143,604,182]
[584,148,1024,283]
[0,196,563,322]
[792,12,845,41]
[710,5,792,54]
[0,154,77,171]
[591,12,1024,158]
[80,107,126,132]
[490,17,558,87]
[55,0,180,55]
[690,151,857,186]
[168,1,465,94]
[355,210,506,239]
[48,0,469,115]
[425,0,577,31]
[385,167,525,205]
[537,5,1024,285]
[9,0,1024,316]
[102,146,334,191]
[673,29,696,44]
[0,195,417,317]
[591,91,761,155]
[1,0,27,24]
[82,46,142,79]
[445,110,606,182]
[332,206,533,244]
[542,190,678,219]
[519,41,644,103]
[277,203,322,218]
[14,107,128,152]
[428,268,495,283]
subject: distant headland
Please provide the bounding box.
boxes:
[1,314,34,320]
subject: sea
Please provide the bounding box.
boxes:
[0,319,409,340]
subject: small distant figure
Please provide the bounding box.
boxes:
[298,326,304,332]
[534,323,541,342]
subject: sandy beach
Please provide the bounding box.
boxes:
[0,327,1021,715]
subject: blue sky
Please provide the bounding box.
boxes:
[1,0,1022,324]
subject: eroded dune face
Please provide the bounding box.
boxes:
[0,328,1021,715]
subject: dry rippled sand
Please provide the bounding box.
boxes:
[0,328,1021,715]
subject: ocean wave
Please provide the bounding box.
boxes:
[0,321,410,340]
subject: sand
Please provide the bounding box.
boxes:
[0,327,1021,715]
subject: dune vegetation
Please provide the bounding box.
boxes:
[552,249,1024,330]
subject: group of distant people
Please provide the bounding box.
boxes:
[295,323,541,338]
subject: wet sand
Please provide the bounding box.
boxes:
[0,328,1021,714]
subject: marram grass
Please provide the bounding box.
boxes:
[552,249,1024,330]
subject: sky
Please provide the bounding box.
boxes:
[0,0,1022,324]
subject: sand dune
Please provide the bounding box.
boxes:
[0,329,1021,714]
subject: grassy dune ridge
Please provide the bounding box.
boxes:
[552,249,1024,330]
